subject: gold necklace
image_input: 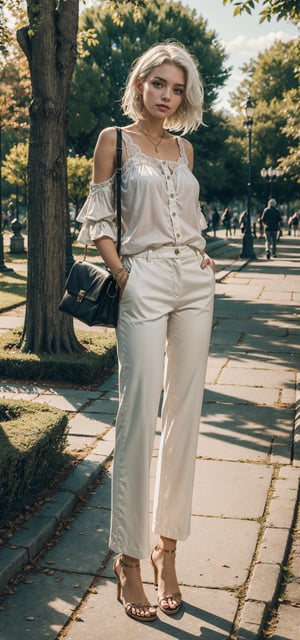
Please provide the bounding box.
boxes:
[137,127,166,153]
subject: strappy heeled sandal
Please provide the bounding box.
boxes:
[113,555,157,622]
[150,544,182,616]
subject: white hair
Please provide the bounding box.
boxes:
[122,41,204,134]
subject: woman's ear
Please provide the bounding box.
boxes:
[135,76,143,95]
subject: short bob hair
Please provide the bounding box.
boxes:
[122,41,204,134]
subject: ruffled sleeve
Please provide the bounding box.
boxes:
[76,177,117,245]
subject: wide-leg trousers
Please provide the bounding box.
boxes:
[109,245,215,559]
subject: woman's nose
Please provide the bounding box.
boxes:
[161,87,171,101]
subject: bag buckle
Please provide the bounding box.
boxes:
[77,289,86,303]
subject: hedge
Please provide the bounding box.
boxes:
[0,329,117,385]
[0,399,69,520]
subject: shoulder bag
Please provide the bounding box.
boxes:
[59,127,122,327]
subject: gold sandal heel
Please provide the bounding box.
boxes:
[113,555,157,622]
[150,545,182,616]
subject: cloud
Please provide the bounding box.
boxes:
[223,31,297,57]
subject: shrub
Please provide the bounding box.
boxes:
[0,399,68,520]
[0,329,117,385]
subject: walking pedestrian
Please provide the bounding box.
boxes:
[221,207,232,237]
[77,41,215,622]
[212,209,220,237]
[288,212,299,237]
[261,198,282,259]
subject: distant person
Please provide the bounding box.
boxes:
[232,213,239,236]
[261,198,282,259]
[288,212,299,237]
[256,214,264,238]
[239,210,247,234]
[212,209,220,237]
[221,207,232,237]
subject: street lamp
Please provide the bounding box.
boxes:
[0,115,13,271]
[260,166,282,199]
[240,95,256,259]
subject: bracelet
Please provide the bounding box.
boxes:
[112,266,127,280]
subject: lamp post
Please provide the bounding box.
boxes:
[260,167,282,199]
[0,115,13,271]
[240,95,256,259]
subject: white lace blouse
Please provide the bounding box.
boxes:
[77,131,207,256]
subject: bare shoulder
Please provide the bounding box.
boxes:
[181,137,194,169]
[94,126,117,154]
[93,127,118,182]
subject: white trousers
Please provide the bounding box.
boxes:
[109,246,215,559]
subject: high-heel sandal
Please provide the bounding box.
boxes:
[150,544,182,616]
[113,555,157,622]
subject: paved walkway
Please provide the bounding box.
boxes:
[0,235,299,639]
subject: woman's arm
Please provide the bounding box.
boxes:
[92,128,129,292]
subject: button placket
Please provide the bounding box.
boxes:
[162,163,182,245]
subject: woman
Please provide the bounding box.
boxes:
[77,41,215,622]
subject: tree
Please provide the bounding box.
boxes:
[15,1,80,354]
[2,142,28,194]
[0,0,146,355]
[67,154,93,214]
[68,0,230,157]
[228,40,299,201]
[223,0,300,23]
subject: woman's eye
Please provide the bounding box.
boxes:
[174,88,184,95]
[153,81,162,88]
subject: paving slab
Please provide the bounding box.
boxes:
[156,517,260,589]
[272,605,300,640]
[217,367,293,389]
[266,467,300,529]
[61,577,238,640]
[236,601,267,640]
[203,383,279,405]
[68,413,112,436]
[198,404,292,462]
[192,460,272,518]
[39,506,110,574]
[0,569,94,640]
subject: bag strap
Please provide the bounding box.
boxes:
[115,127,122,256]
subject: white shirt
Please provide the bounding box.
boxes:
[77,131,207,256]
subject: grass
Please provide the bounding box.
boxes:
[0,238,99,312]
[0,269,27,310]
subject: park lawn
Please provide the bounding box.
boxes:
[0,270,27,310]
[0,242,100,312]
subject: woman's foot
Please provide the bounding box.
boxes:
[150,541,182,615]
[113,555,157,622]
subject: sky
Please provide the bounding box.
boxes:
[183,0,298,110]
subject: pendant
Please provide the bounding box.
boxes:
[155,146,159,153]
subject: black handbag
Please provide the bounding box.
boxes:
[59,128,122,327]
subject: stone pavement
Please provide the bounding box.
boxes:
[0,235,299,639]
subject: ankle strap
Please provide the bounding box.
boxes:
[155,544,176,554]
[119,555,140,568]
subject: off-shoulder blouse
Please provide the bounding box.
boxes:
[76,131,207,256]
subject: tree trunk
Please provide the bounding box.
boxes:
[17,0,81,354]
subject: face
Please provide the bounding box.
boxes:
[138,63,186,119]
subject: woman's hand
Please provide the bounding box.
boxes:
[113,266,129,294]
[200,253,216,273]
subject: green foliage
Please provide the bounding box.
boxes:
[68,0,230,156]
[223,0,300,23]
[68,155,93,212]
[0,398,68,519]
[229,40,299,198]
[2,142,28,190]
[0,329,117,384]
